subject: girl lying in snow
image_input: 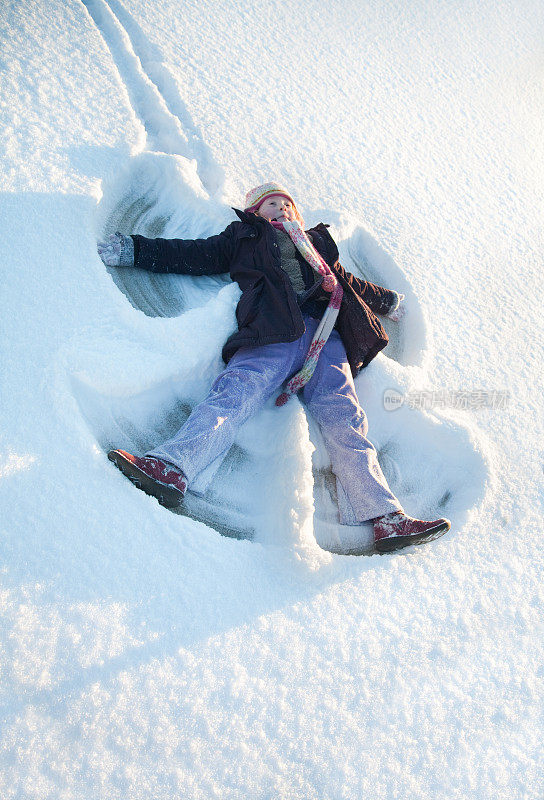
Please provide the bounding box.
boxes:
[98,182,450,553]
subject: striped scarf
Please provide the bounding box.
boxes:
[271,219,343,406]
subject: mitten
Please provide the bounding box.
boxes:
[97,232,134,267]
[385,292,406,322]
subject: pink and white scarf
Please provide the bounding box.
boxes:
[271,219,343,406]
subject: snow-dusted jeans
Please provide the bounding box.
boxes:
[147,315,402,522]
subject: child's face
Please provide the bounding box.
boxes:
[256,195,296,223]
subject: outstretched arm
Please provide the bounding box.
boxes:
[97,222,237,276]
[334,261,403,317]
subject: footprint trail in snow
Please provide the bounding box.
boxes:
[81,0,222,192]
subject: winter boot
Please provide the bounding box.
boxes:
[373,511,451,553]
[108,449,187,508]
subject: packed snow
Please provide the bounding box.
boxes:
[0,0,543,797]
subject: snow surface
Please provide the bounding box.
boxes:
[1,0,543,797]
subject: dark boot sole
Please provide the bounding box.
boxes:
[375,521,450,554]
[108,450,184,509]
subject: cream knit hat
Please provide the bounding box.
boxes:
[244,182,296,213]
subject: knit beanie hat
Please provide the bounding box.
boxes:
[244,182,297,213]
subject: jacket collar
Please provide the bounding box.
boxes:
[233,207,260,225]
[232,208,338,260]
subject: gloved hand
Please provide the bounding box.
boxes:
[97,232,134,267]
[386,292,406,322]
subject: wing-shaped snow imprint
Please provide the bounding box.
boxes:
[96,153,232,317]
[79,0,488,553]
[345,225,428,367]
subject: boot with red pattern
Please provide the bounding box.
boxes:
[108,449,187,508]
[373,510,451,553]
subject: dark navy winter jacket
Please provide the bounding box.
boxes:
[131,208,396,377]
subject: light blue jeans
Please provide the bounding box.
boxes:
[147,316,401,522]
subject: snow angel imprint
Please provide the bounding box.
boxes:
[98,181,451,553]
